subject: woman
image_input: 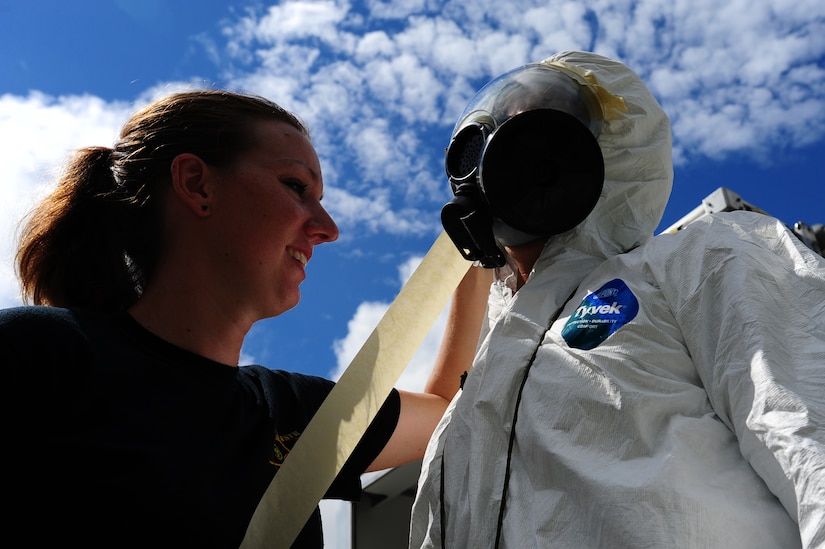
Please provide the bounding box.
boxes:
[1,90,482,548]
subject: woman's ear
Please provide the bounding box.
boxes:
[170,153,213,217]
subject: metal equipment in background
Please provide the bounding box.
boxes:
[661,186,824,257]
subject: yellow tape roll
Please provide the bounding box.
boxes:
[241,230,471,548]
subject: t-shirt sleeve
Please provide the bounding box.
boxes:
[324,388,401,501]
[1,306,94,518]
[1,306,91,414]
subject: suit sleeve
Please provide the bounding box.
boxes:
[659,212,825,548]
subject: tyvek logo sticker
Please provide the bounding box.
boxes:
[562,279,639,350]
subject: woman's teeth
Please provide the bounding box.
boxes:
[289,248,308,266]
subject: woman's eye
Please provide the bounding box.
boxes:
[283,179,308,196]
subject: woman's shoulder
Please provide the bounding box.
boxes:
[0,306,101,384]
[0,305,80,335]
[237,365,337,414]
[0,305,125,362]
[238,364,335,393]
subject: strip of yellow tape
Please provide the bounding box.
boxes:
[241,230,471,548]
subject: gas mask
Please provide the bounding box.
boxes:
[441,61,607,268]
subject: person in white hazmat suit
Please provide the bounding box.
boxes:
[409,50,825,548]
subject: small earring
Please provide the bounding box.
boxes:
[201,205,208,212]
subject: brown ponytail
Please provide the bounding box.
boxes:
[15,90,309,312]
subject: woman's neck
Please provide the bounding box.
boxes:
[128,285,246,367]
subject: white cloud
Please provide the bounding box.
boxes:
[257,1,350,42]
[0,92,131,307]
[213,0,825,233]
[331,299,390,375]
[608,0,825,163]
[354,30,398,60]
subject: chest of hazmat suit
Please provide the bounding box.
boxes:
[409,51,825,549]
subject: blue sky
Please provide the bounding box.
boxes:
[2,0,824,544]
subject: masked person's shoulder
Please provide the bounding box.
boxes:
[715,211,813,256]
[643,210,824,288]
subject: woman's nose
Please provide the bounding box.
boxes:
[309,204,339,243]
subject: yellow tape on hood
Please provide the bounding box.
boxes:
[541,59,628,121]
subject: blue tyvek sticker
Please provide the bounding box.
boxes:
[561,279,639,350]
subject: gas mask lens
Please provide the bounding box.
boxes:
[480,109,604,237]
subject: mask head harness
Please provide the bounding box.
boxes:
[441,61,606,268]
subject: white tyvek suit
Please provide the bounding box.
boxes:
[409,51,825,548]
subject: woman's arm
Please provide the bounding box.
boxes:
[369,265,493,471]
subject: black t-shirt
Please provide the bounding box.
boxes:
[2,306,400,548]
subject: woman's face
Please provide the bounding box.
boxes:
[207,120,339,321]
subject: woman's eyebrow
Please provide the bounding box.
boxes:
[275,158,320,180]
